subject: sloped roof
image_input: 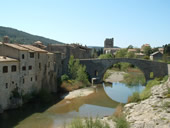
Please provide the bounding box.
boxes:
[0,56,18,62]
[20,45,48,53]
[4,43,28,51]
[150,51,162,56]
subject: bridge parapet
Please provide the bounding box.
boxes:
[79,58,168,83]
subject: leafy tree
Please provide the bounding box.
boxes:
[115,49,128,58]
[98,53,114,59]
[152,47,159,53]
[126,51,136,58]
[76,65,89,85]
[68,55,80,79]
[127,45,133,49]
[164,44,170,55]
[143,46,152,56]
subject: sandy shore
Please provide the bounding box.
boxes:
[105,71,126,83]
[64,87,95,99]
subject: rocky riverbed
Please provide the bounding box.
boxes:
[100,77,170,128]
[123,78,170,128]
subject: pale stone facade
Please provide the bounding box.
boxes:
[0,42,59,112]
[0,56,19,110]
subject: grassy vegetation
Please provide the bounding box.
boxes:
[60,55,90,92]
[69,117,109,128]
[128,76,168,103]
[111,104,130,128]
[103,70,112,80]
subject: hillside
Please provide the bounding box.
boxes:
[0,26,64,45]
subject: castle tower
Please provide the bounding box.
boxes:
[104,38,114,48]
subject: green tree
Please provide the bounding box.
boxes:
[126,51,136,58]
[76,65,89,85]
[164,44,170,55]
[98,53,113,59]
[68,55,80,79]
[127,45,133,49]
[115,49,128,58]
[143,46,152,56]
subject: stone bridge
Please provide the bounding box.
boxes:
[79,58,169,83]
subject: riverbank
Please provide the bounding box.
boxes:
[100,77,170,128]
[64,87,95,99]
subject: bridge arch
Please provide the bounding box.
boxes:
[79,58,168,83]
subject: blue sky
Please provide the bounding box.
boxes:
[0,0,170,48]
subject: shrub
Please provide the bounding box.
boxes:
[143,55,149,60]
[69,117,109,128]
[114,104,124,118]
[115,116,130,128]
[98,53,113,59]
[61,74,69,82]
[11,87,21,98]
[76,65,90,86]
[128,92,140,103]
[140,78,160,100]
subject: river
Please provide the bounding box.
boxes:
[0,81,145,128]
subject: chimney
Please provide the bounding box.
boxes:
[3,36,9,43]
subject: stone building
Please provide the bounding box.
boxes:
[104,38,114,48]
[0,56,19,111]
[103,38,120,54]
[150,51,163,61]
[46,43,91,59]
[0,41,60,112]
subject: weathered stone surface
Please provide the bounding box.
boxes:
[79,58,168,83]
[123,78,170,128]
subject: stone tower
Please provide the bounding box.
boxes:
[104,38,114,48]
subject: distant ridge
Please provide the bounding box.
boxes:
[0,26,64,45]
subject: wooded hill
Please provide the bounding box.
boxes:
[0,26,64,45]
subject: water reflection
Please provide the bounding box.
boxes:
[0,83,145,128]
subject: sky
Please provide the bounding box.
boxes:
[0,0,170,48]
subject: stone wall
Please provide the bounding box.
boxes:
[79,58,168,83]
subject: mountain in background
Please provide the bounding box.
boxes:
[0,26,64,45]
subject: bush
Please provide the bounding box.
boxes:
[143,56,149,60]
[98,53,114,59]
[140,78,160,100]
[114,104,124,118]
[76,65,90,86]
[128,92,140,103]
[115,116,130,128]
[69,117,109,128]
[11,87,21,98]
[61,74,69,82]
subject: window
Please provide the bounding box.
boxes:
[48,62,50,67]
[30,52,34,58]
[11,65,17,72]
[31,77,33,81]
[3,66,8,73]
[5,83,8,88]
[29,66,32,70]
[12,81,14,84]
[39,63,41,70]
[22,66,26,71]
[23,78,25,84]
[95,70,98,77]
[38,53,40,59]
[35,75,37,81]
[22,54,25,59]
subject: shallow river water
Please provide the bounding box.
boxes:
[0,82,145,128]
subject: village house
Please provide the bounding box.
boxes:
[0,38,60,112]
[150,51,163,61]
[0,56,19,111]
